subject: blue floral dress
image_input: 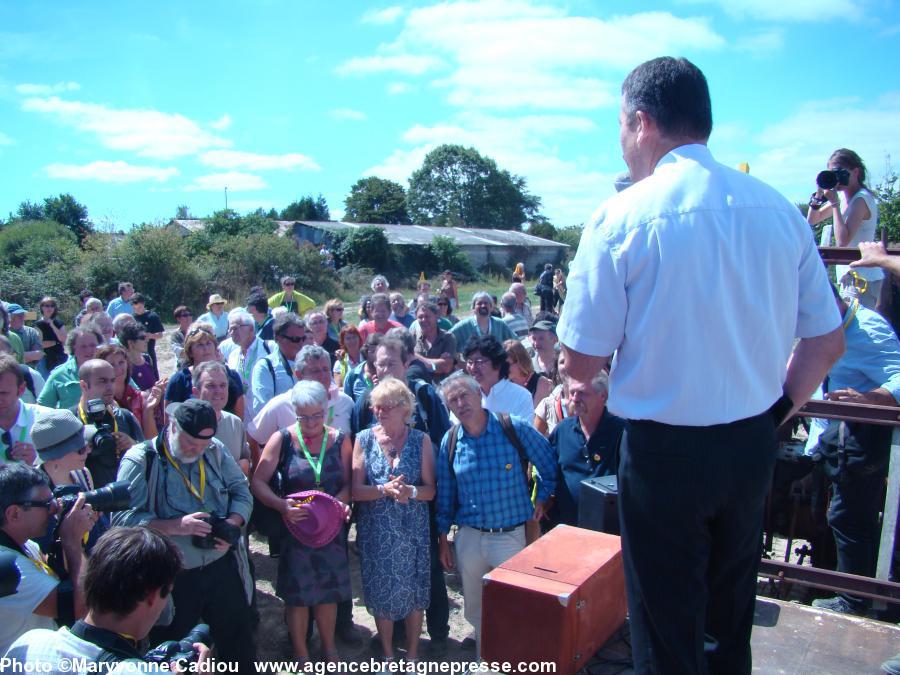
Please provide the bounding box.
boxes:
[356,427,431,620]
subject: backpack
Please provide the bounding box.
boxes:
[446,412,529,482]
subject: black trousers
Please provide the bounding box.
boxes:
[619,412,776,675]
[149,551,255,671]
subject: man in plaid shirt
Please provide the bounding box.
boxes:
[435,372,556,658]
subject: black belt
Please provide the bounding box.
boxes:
[471,522,524,533]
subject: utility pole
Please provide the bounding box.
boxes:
[224,186,228,211]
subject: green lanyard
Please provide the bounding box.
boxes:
[295,424,328,488]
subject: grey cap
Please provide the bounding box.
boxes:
[530,319,557,334]
[31,409,96,462]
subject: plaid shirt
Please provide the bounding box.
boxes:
[436,412,557,533]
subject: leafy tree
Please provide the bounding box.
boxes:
[43,193,92,244]
[280,195,331,221]
[429,235,474,278]
[338,226,394,273]
[0,220,78,268]
[175,205,191,219]
[15,200,45,221]
[407,144,541,230]
[344,177,410,224]
[554,225,583,259]
[527,217,557,241]
[184,209,277,257]
[266,208,279,220]
[120,226,206,312]
[874,172,900,242]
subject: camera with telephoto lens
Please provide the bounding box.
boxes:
[191,514,242,549]
[145,623,210,666]
[84,398,116,456]
[53,481,132,517]
[816,167,851,191]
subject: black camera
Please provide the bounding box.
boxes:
[191,514,242,549]
[53,481,132,516]
[84,398,116,457]
[816,167,850,190]
[145,623,210,666]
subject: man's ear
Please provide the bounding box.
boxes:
[79,379,89,395]
[17,382,26,398]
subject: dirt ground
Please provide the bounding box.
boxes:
[155,330,478,667]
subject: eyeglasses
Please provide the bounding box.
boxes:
[14,498,54,510]
[178,313,193,319]
[187,327,212,337]
[334,307,344,312]
[280,334,306,344]
[283,283,295,287]
[465,358,491,368]
[296,413,325,423]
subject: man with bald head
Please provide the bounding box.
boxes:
[70,359,143,487]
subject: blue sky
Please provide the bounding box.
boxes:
[1,0,899,231]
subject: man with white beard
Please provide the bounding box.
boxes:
[112,399,255,671]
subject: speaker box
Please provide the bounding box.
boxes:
[578,475,619,535]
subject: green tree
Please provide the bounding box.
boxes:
[338,226,394,272]
[15,200,45,221]
[184,209,277,257]
[527,217,557,241]
[120,226,206,312]
[43,193,92,244]
[175,205,191,219]
[344,177,410,224]
[874,172,900,242]
[407,144,541,230]
[0,220,78,268]
[280,195,331,221]
[428,235,474,278]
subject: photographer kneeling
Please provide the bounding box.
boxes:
[0,464,95,654]
[3,527,210,673]
[112,399,255,671]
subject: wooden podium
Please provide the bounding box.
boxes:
[481,525,627,675]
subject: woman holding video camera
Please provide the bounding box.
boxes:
[807,148,882,308]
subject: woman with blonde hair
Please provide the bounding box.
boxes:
[512,262,525,283]
[505,339,552,407]
[324,299,348,342]
[352,377,435,664]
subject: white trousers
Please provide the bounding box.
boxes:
[453,525,526,658]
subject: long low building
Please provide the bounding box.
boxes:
[168,219,569,272]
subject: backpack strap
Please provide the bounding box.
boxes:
[143,438,161,513]
[498,412,530,482]
[446,423,460,480]
[19,366,35,399]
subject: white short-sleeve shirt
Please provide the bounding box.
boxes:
[0,540,59,655]
[557,144,841,425]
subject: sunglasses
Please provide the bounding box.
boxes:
[296,413,325,423]
[15,498,54,510]
[334,307,344,312]
[280,334,307,344]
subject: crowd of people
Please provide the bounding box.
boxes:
[0,55,897,675]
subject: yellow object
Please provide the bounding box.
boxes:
[738,162,750,174]
[419,271,426,284]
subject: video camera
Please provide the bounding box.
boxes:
[83,398,117,457]
[53,480,132,517]
[191,514,241,550]
[145,623,210,667]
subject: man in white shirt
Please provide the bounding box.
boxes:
[462,335,533,423]
[226,310,272,407]
[558,57,844,673]
[0,355,50,467]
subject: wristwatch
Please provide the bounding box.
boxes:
[410,485,418,500]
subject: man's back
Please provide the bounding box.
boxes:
[4,627,141,673]
[560,144,839,425]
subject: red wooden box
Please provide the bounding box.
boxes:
[481,524,627,675]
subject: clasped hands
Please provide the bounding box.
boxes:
[382,474,414,504]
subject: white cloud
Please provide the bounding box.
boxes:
[388,82,412,95]
[0,131,12,146]
[336,54,443,76]
[330,108,368,121]
[210,114,232,130]
[366,111,607,226]
[362,6,405,24]
[185,172,267,192]
[45,160,179,183]
[740,93,900,203]
[15,81,80,95]
[200,150,320,171]
[734,29,785,54]
[21,96,231,159]
[683,0,862,22]
[339,1,725,110]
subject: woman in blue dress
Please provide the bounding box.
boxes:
[352,377,435,663]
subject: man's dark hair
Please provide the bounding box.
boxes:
[0,464,49,526]
[117,282,132,295]
[116,321,145,349]
[130,292,146,305]
[370,293,390,311]
[79,289,94,302]
[66,327,102,355]
[622,56,712,140]
[173,305,191,320]
[379,334,410,364]
[82,528,182,618]
[463,335,510,379]
[273,312,305,338]
[246,293,269,315]
[360,333,383,361]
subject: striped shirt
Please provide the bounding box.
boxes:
[435,412,557,534]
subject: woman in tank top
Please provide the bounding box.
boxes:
[807,148,882,308]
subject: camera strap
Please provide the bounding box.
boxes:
[161,436,206,502]
[77,403,118,434]
[70,620,144,663]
